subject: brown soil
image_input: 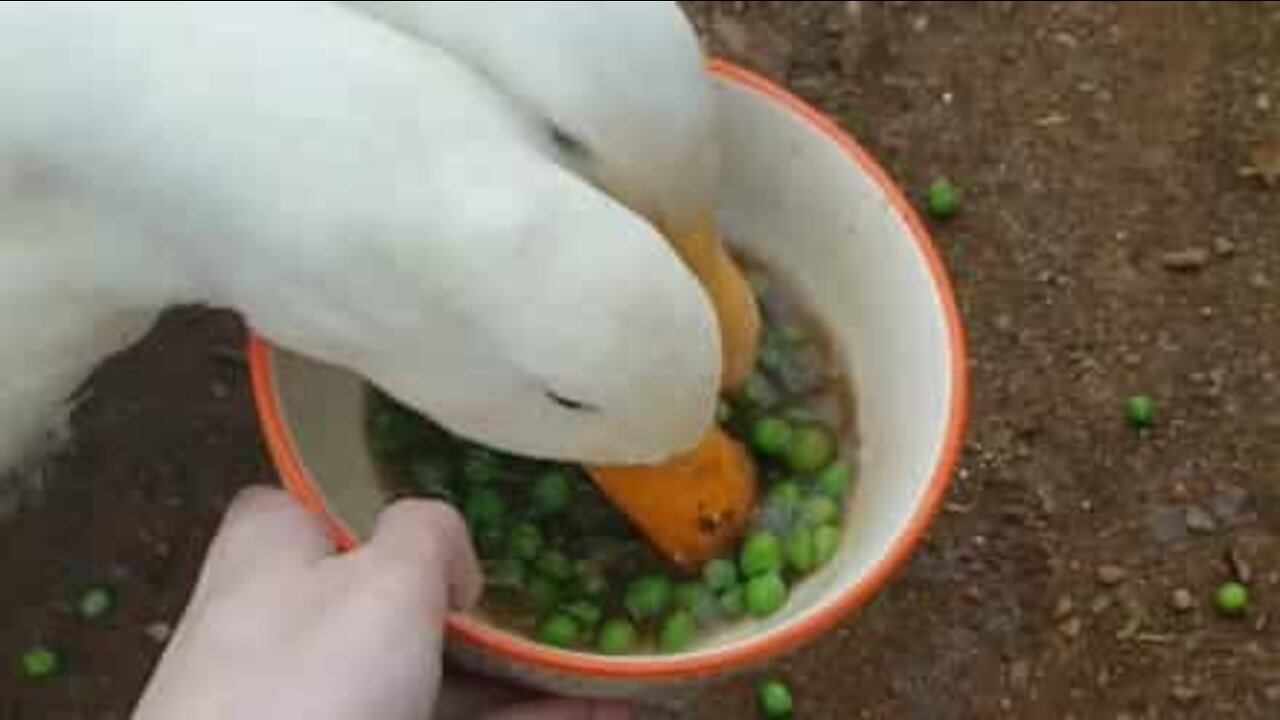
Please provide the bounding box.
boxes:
[2,2,1278,718]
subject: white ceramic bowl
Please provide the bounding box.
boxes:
[247,60,967,698]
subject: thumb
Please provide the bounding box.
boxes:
[362,498,485,612]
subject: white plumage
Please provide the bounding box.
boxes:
[0,1,726,477]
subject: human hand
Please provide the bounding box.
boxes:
[133,486,631,720]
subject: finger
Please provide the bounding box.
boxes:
[476,698,636,720]
[363,499,484,612]
[190,486,333,603]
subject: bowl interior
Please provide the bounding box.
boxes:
[252,66,963,675]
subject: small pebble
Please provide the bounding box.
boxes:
[145,622,172,644]
[1212,484,1251,524]
[1170,684,1200,704]
[1058,617,1083,638]
[1091,595,1114,615]
[1008,659,1031,690]
[1052,595,1075,620]
[1170,588,1195,612]
[1160,248,1211,271]
[1226,545,1254,583]
[1096,565,1128,586]
[1184,506,1217,534]
[1212,237,1236,257]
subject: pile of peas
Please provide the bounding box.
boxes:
[367,263,857,655]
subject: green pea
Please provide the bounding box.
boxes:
[486,558,527,590]
[718,586,746,619]
[751,417,794,458]
[786,424,835,473]
[526,575,561,613]
[564,600,603,629]
[20,646,60,679]
[758,679,794,719]
[1215,581,1249,616]
[744,573,789,617]
[658,610,697,653]
[674,581,707,611]
[801,496,841,527]
[926,178,959,219]
[779,325,810,345]
[537,614,580,648]
[786,528,816,574]
[535,550,574,582]
[813,524,841,566]
[410,458,453,500]
[77,585,115,621]
[507,523,543,562]
[461,448,500,484]
[740,532,784,578]
[758,335,786,373]
[473,526,505,558]
[596,618,638,655]
[368,404,422,457]
[574,562,609,599]
[739,371,781,410]
[702,558,738,592]
[463,487,505,528]
[716,399,734,424]
[532,470,574,515]
[624,574,673,621]
[766,482,803,510]
[1125,395,1155,428]
[815,461,853,499]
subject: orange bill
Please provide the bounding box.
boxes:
[587,427,758,570]
[667,218,762,391]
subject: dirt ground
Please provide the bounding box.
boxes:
[2,2,1278,718]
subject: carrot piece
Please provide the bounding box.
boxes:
[587,428,758,569]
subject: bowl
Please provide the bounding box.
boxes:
[246,60,967,698]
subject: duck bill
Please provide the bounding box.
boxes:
[668,216,762,391]
[580,217,763,568]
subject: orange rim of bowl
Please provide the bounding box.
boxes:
[247,58,969,681]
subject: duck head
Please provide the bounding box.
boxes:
[307,1,762,464]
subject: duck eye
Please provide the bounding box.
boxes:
[545,388,599,413]
[548,122,593,162]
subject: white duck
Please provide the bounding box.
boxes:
[0,0,761,520]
